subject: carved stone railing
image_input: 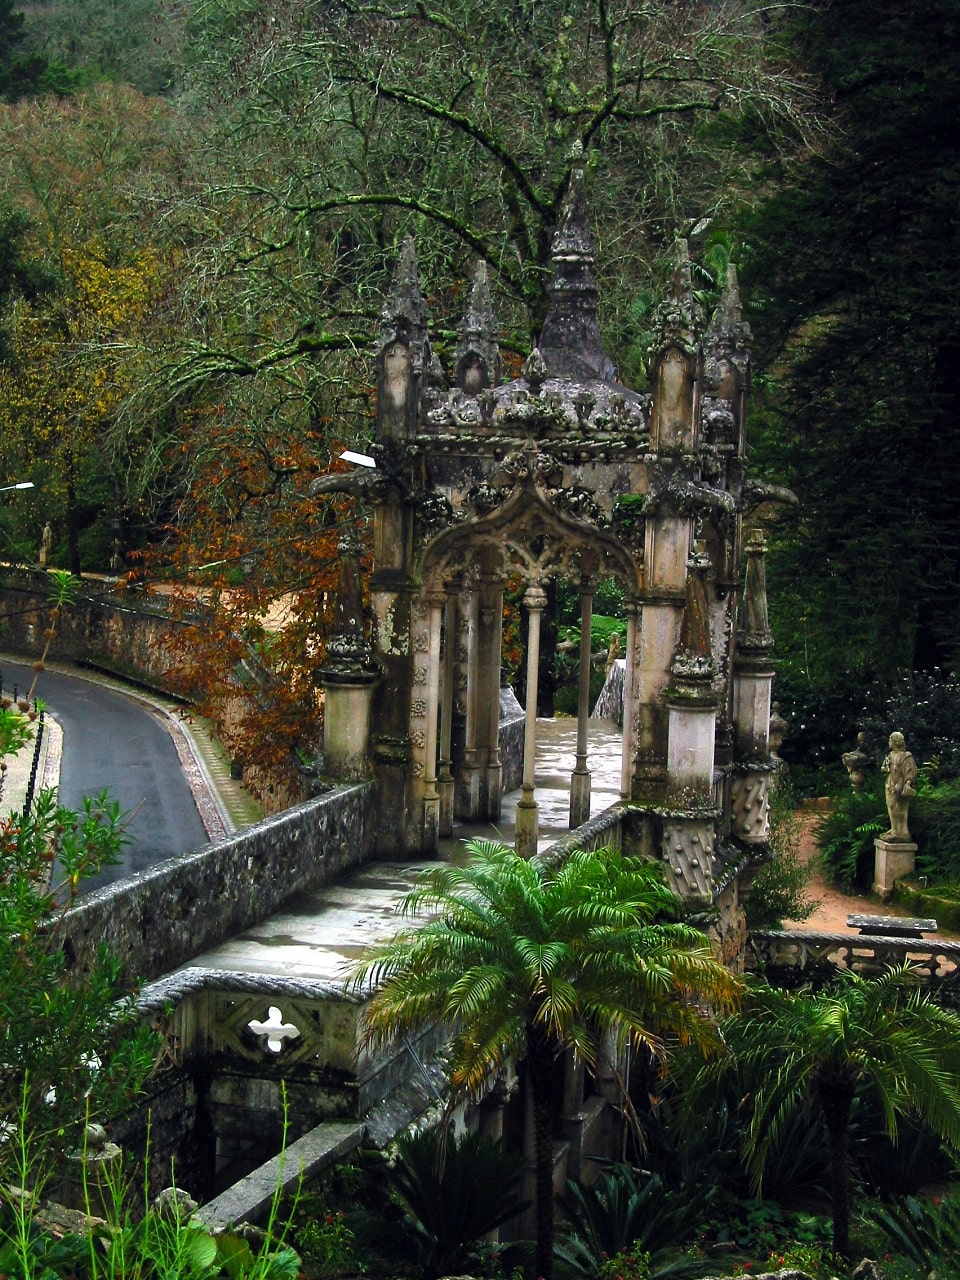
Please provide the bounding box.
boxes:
[138,966,447,1120]
[747,930,960,1004]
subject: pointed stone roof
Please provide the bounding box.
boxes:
[455,260,501,390]
[704,261,751,383]
[537,168,616,382]
[378,235,429,351]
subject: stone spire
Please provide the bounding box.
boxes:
[375,236,432,440]
[537,167,616,382]
[652,240,703,358]
[705,262,750,357]
[322,528,373,675]
[669,550,717,696]
[455,259,502,393]
[736,531,773,656]
[379,235,429,348]
[704,260,751,395]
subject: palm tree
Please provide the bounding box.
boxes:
[716,966,960,1259]
[350,839,742,1280]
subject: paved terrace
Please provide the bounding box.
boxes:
[172,717,627,986]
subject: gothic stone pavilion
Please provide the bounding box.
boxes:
[315,169,779,921]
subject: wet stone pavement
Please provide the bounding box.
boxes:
[179,716,628,986]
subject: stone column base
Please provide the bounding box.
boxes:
[873,837,917,901]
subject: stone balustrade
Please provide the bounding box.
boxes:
[747,929,960,1003]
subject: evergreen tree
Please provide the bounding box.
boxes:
[352,840,741,1280]
[745,0,960,684]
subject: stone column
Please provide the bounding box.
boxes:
[457,587,482,819]
[438,589,458,836]
[515,585,547,858]
[569,584,594,829]
[480,579,505,821]
[315,529,379,781]
[731,532,776,845]
[421,590,444,850]
[661,553,720,905]
[620,602,638,799]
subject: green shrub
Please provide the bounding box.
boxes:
[0,708,157,1189]
[556,1163,706,1279]
[815,781,886,891]
[870,1192,960,1277]
[913,776,960,885]
[743,778,820,930]
[387,1127,528,1280]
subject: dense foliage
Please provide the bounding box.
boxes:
[0,0,957,799]
[0,705,156,1188]
[746,1,960,736]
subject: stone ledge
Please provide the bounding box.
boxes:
[196,1120,364,1232]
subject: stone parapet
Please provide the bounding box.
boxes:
[61,782,375,984]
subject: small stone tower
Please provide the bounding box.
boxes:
[314,168,781,936]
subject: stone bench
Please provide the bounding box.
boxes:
[847,913,937,940]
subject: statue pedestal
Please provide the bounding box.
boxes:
[873,836,917,901]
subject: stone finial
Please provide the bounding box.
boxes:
[769,702,788,758]
[379,235,429,344]
[322,529,372,674]
[537,167,616,381]
[455,260,502,393]
[522,346,548,395]
[651,239,704,363]
[704,260,751,396]
[737,531,773,655]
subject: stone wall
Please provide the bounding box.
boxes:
[499,685,525,793]
[0,571,178,690]
[61,782,376,984]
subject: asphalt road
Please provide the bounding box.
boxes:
[2,658,209,892]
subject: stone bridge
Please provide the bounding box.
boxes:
[42,715,960,1228]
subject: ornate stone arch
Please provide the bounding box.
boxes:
[420,479,641,596]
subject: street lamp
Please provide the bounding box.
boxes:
[0,482,34,493]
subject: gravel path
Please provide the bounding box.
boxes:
[784,808,959,940]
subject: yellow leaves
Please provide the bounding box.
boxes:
[0,234,167,467]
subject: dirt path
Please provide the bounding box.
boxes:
[783,808,959,940]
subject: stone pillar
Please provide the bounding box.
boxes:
[661,552,720,905]
[480,576,505,821]
[315,529,379,781]
[516,585,547,858]
[731,532,776,845]
[873,837,917,901]
[457,587,483,819]
[620,602,638,799]
[421,591,444,850]
[569,584,594,828]
[438,590,458,837]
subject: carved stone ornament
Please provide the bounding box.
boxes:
[662,820,714,901]
[731,774,770,843]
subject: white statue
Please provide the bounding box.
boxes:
[881,730,917,841]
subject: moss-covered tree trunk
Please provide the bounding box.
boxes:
[817,1067,857,1260]
[528,1025,558,1280]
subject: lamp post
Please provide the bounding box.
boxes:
[0,482,34,493]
